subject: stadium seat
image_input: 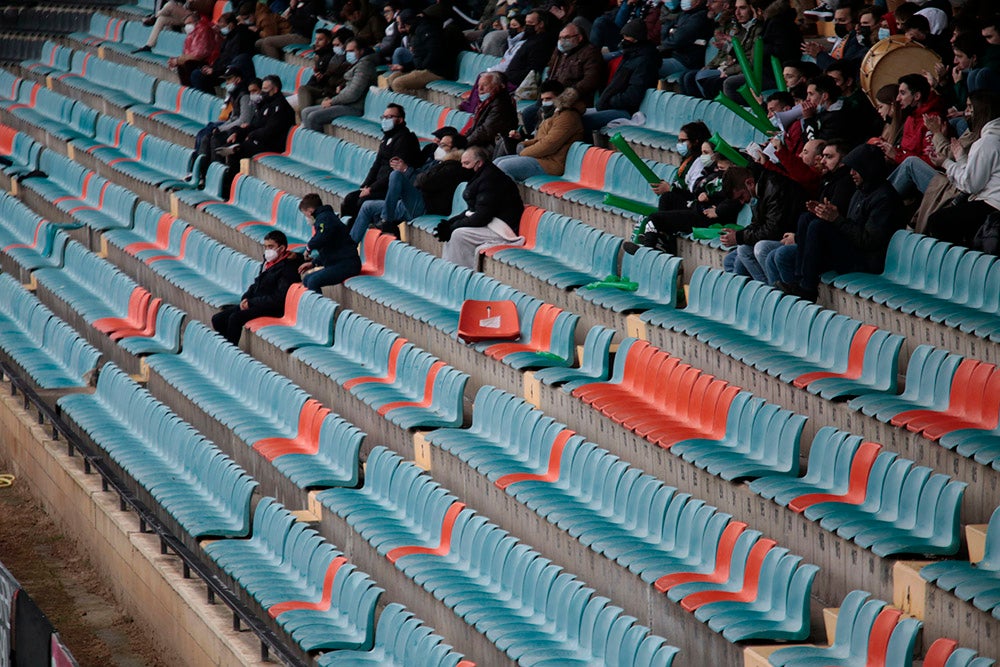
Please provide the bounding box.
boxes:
[247,283,339,350]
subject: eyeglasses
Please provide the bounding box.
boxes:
[381,115,400,120]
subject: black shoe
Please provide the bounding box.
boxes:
[133,45,152,53]
[375,219,401,238]
[142,14,156,26]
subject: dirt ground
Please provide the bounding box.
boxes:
[0,473,175,667]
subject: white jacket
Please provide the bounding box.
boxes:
[945,117,1000,211]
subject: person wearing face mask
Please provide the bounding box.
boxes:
[435,146,525,270]
[589,0,651,53]
[502,10,558,89]
[462,72,519,148]
[495,86,586,181]
[856,6,879,49]
[521,22,604,133]
[800,74,855,144]
[585,18,659,131]
[657,0,714,79]
[255,0,323,59]
[824,61,883,141]
[165,12,221,85]
[217,75,294,192]
[296,194,361,292]
[387,9,453,93]
[300,38,378,132]
[212,230,303,345]
[190,12,256,92]
[351,130,471,240]
[801,5,866,70]
[720,0,800,103]
[684,0,760,99]
[194,71,259,187]
[340,103,423,220]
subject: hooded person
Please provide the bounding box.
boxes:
[779,143,905,300]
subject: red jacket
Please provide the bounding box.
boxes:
[895,93,944,166]
[184,16,221,63]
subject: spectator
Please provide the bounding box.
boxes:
[903,13,952,64]
[943,33,985,135]
[341,0,385,47]
[212,230,302,345]
[825,61,883,142]
[522,21,604,133]
[590,0,650,53]
[720,165,805,282]
[351,132,470,241]
[166,12,221,86]
[340,103,422,219]
[486,13,528,74]
[463,72,519,148]
[435,146,525,269]
[294,28,338,111]
[190,11,256,92]
[873,83,904,146]
[194,70,260,186]
[657,0,714,80]
[299,38,378,132]
[649,121,714,210]
[387,9,452,93]
[686,0,762,99]
[297,194,361,292]
[878,73,944,166]
[478,8,522,57]
[856,5,879,50]
[584,18,659,131]
[779,143,905,299]
[766,90,804,155]
[721,0,801,102]
[926,90,1000,248]
[495,87,586,181]
[758,136,825,194]
[503,10,559,89]
[251,0,290,40]
[216,75,295,191]
[256,0,323,59]
[375,2,402,62]
[801,74,853,143]
[802,5,867,69]
[137,0,189,51]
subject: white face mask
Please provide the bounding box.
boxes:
[250,93,262,104]
[697,154,713,167]
[263,248,279,262]
[381,118,396,132]
[184,23,195,34]
[541,99,555,108]
[434,146,448,160]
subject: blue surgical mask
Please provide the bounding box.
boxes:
[220,26,231,35]
[557,38,574,53]
[664,0,680,8]
[381,117,396,132]
[680,0,693,10]
[224,82,236,93]
[877,27,890,40]
[480,91,492,102]
[346,50,358,64]
[333,45,345,56]
[675,141,689,157]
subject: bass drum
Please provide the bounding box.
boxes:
[859,36,941,106]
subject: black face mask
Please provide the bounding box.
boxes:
[834,23,849,38]
[858,25,872,42]
[508,27,520,37]
[523,25,536,37]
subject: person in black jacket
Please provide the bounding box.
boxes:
[340,103,422,219]
[435,146,525,269]
[722,0,801,102]
[190,11,256,92]
[227,75,295,158]
[584,18,659,131]
[295,28,337,111]
[779,143,905,300]
[298,194,361,292]
[503,10,558,88]
[388,9,452,92]
[212,230,303,344]
[657,0,714,79]
[463,72,519,148]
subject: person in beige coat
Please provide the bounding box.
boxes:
[494,87,586,181]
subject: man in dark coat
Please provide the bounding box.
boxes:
[232,74,295,159]
[298,194,361,292]
[585,18,659,131]
[523,21,605,133]
[340,102,422,218]
[503,10,558,88]
[388,9,454,92]
[435,146,524,269]
[212,230,302,344]
[463,72,519,148]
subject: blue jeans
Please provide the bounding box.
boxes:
[753,240,781,285]
[724,244,766,282]
[763,244,798,285]
[348,169,425,243]
[658,57,689,79]
[494,155,547,182]
[889,155,939,197]
[694,69,724,99]
[392,46,414,68]
[302,256,362,292]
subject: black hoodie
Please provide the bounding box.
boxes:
[836,144,905,273]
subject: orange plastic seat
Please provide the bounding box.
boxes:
[457,299,519,343]
[343,338,407,390]
[386,501,466,563]
[679,538,778,612]
[124,211,175,256]
[794,324,878,389]
[654,522,748,593]
[254,399,329,460]
[788,441,882,513]
[495,428,576,490]
[268,556,348,618]
[110,297,162,341]
[481,206,544,257]
[247,283,308,333]
[93,287,151,335]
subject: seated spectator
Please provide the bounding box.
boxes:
[137,0,190,51]
[801,5,867,69]
[297,194,361,292]
[590,0,649,53]
[293,28,338,111]
[684,0,762,100]
[721,0,801,102]
[194,70,260,186]
[340,103,422,219]
[878,73,944,167]
[299,38,378,132]
[778,143,905,299]
[584,18,659,131]
[873,83,904,146]
[781,60,819,99]
[350,132,470,241]
[503,10,559,89]
[521,21,604,133]
[648,120,714,212]
[825,61,883,142]
[495,86,586,181]
[720,165,804,282]
[766,90,805,156]
[434,146,525,269]
[463,72,519,148]
[190,11,256,92]
[801,74,854,143]
[903,13,952,64]
[374,2,402,63]
[256,0,323,59]
[250,0,291,40]
[166,12,221,86]
[486,13,528,74]
[657,0,713,79]
[926,90,1000,249]
[387,8,451,93]
[341,0,385,47]
[216,75,295,190]
[212,230,302,345]
[757,136,825,195]
[477,8,522,57]
[942,33,985,135]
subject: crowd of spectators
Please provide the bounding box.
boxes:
[158,0,1000,309]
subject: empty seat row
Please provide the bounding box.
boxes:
[921,505,1000,618]
[332,86,471,143]
[0,191,71,272]
[196,172,313,249]
[425,385,818,643]
[58,363,257,539]
[204,496,382,653]
[252,126,374,197]
[145,321,362,489]
[0,272,100,389]
[827,230,1000,343]
[317,445,681,666]
[50,49,157,110]
[643,265,905,400]
[0,123,42,178]
[0,72,100,146]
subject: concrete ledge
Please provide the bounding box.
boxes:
[0,378,265,666]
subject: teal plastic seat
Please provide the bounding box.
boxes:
[769,591,883,666]
[578,246,682,314]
